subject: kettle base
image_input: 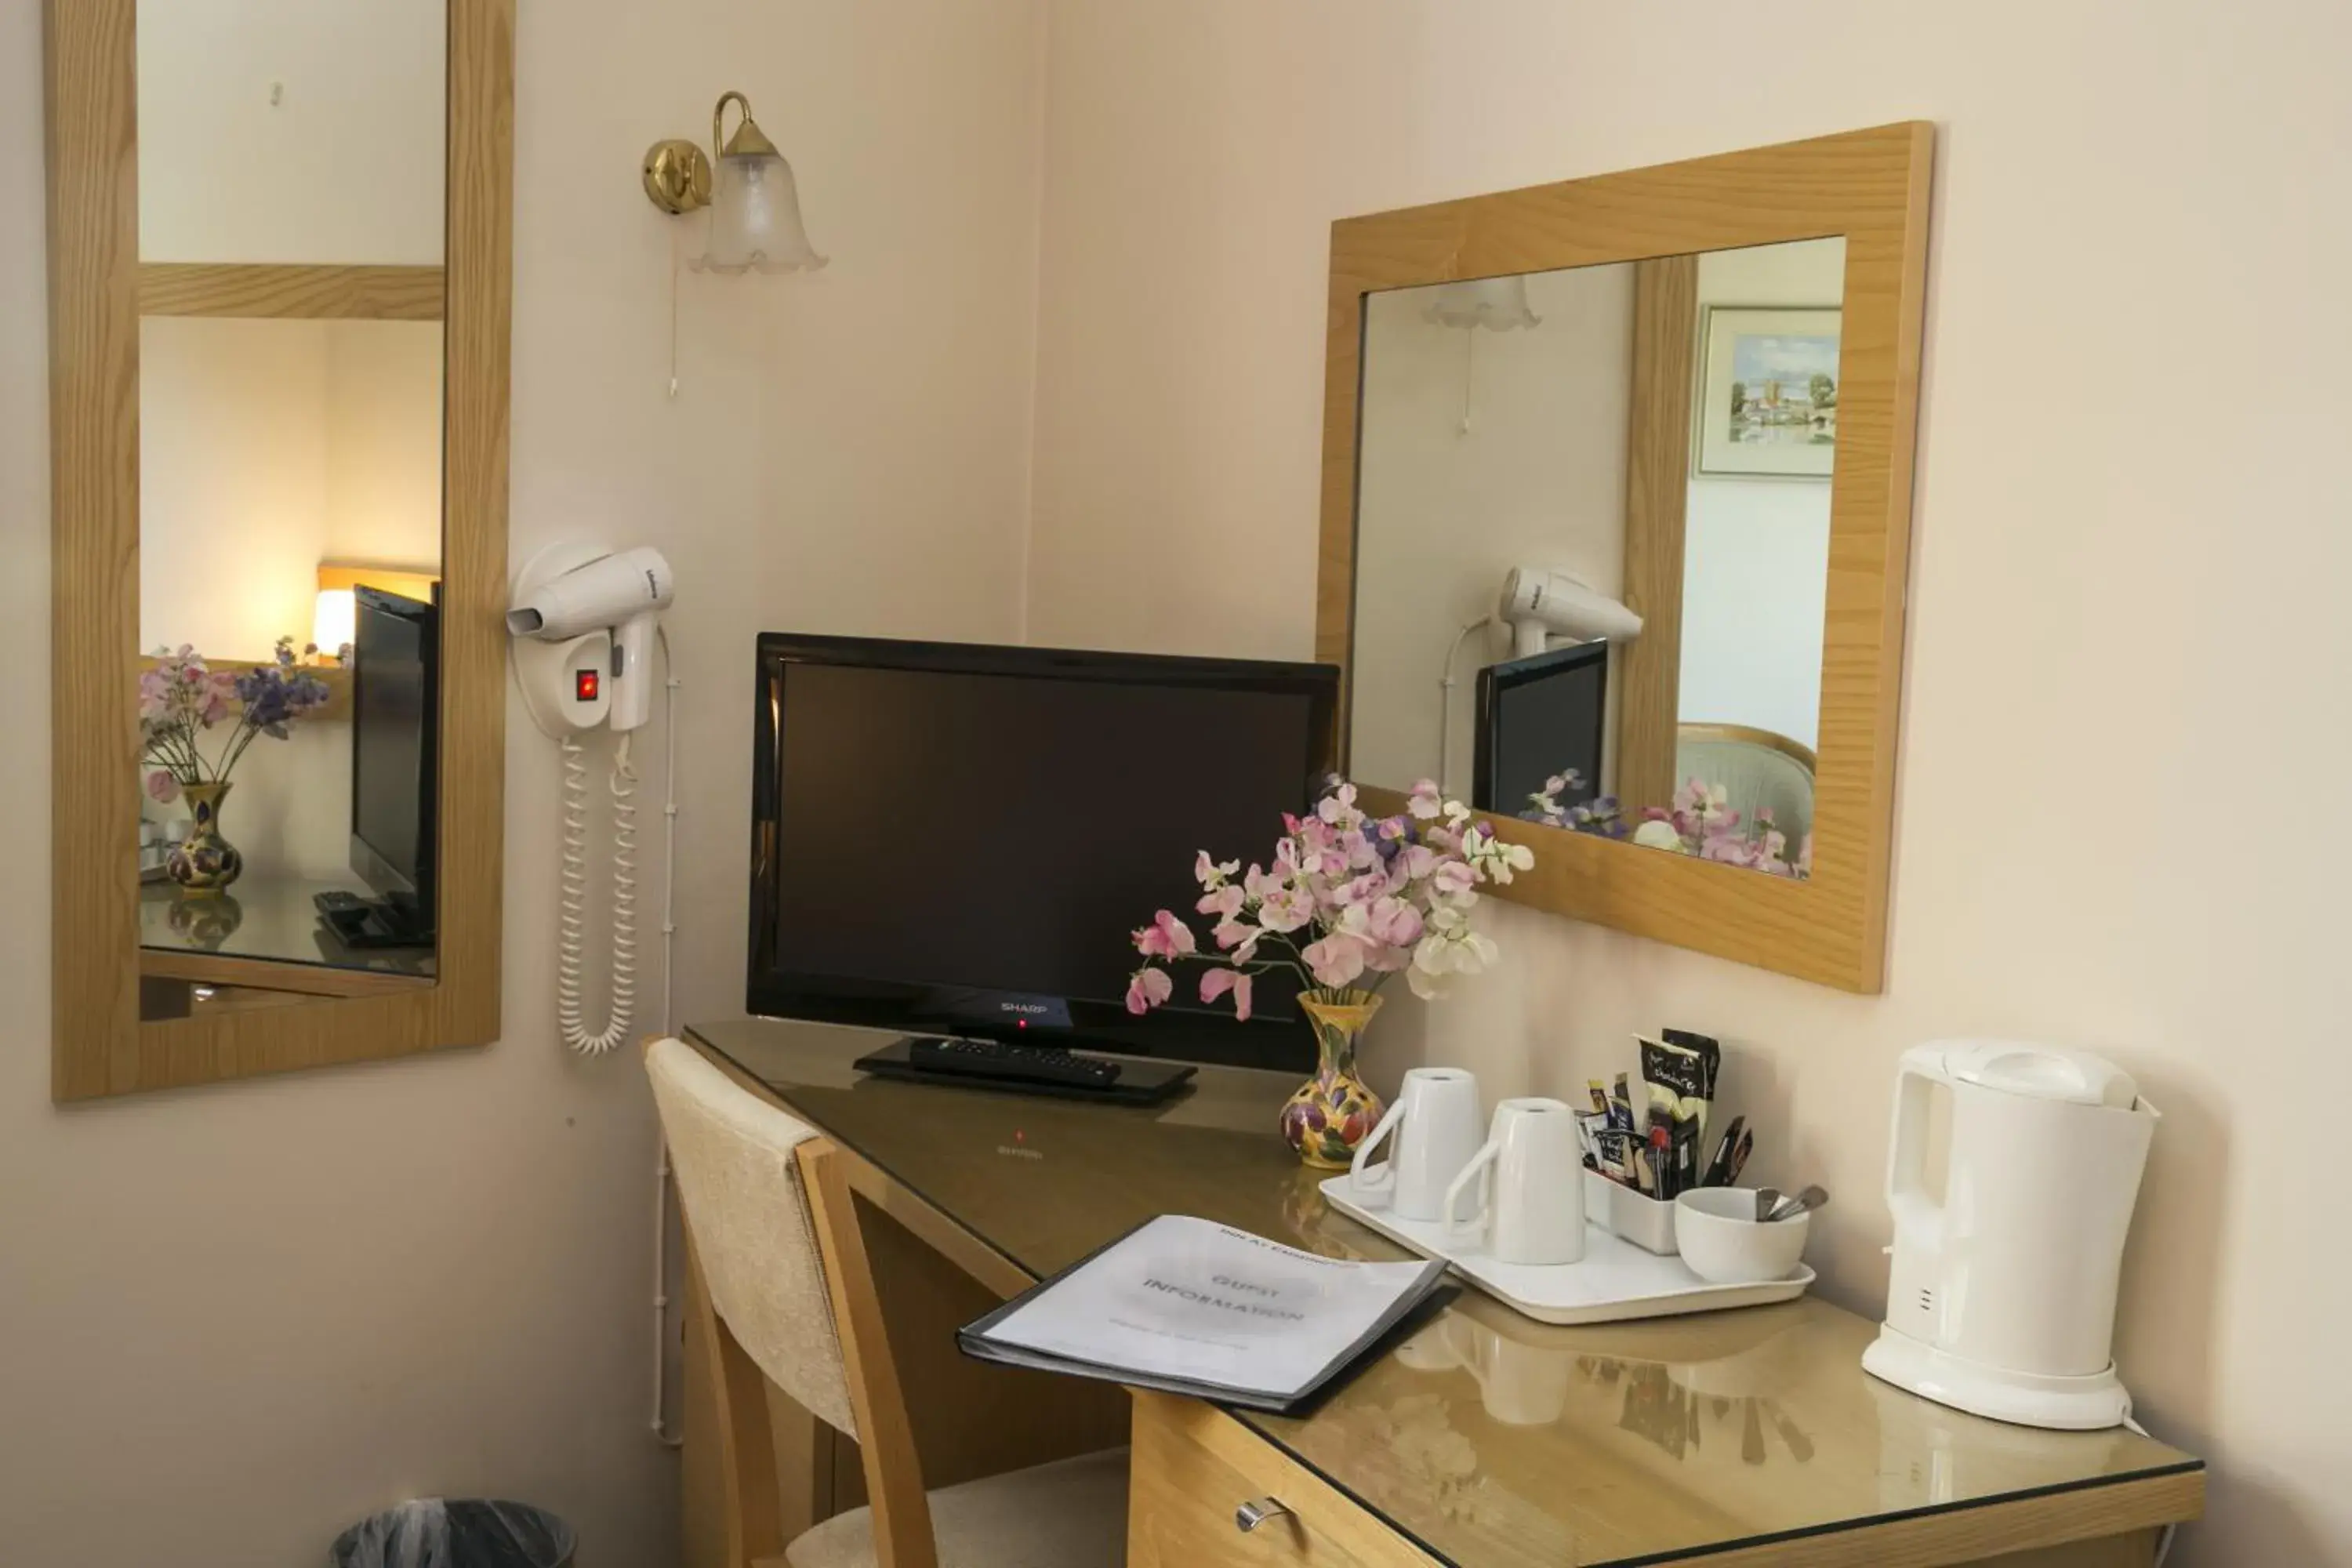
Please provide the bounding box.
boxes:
[1862,1327,2132,1431]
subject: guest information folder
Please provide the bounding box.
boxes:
[956,1214,1454,1415]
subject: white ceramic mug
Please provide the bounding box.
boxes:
[1349,1067,1484,1222]
[1443,1097,1587,1265]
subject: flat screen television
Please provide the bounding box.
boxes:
[1473,641,1610,819]
[748,634,1340,1070]
[349,585,439,942]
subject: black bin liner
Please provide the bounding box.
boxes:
[331,1499,575,1568]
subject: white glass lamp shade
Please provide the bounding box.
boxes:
[1422,276,1540,332]
[312,588,356,656]
[696,149,826,274]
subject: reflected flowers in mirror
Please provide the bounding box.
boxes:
[1527,771,1809,879]
[1523,769,1628,839]
[140,637,334,802]
[1633,778,1810,879]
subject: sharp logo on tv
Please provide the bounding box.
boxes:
[1000,1002,1050,1015]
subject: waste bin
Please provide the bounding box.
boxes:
[332,1499,575,1568]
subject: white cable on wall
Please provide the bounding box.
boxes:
[648,636,684,1446]
[558,728,639,1055]
[1435,615,1497,797]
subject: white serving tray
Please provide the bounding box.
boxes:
[1320,1174,1813,1327]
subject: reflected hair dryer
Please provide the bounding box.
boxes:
[1499,566,1643,659]
[506,546,674,731]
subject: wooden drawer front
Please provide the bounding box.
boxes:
[1127,1392,1437,1568]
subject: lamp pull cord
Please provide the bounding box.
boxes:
[557,730,638,1056]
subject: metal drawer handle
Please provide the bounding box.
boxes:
[1236,1497,1292,1534]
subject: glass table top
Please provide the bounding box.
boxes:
[688,1017,2201,1567]
[140,873,436,976]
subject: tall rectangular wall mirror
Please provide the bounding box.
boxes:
[1320,125,1933,992]
[47,0,513,1099]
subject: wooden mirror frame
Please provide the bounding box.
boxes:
[1318,124,1932,993]
[45,0,513,1099]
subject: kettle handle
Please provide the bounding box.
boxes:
[1887,1045,1952,1237]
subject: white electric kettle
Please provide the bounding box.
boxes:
[1861,1040,2159,1430]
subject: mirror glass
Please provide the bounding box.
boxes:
[1348,237,1846,880]
[132,1,448,1019]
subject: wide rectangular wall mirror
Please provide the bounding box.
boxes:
[48,0,512,1098]
[1321,126,1932,991]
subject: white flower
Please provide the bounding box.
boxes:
[1632,818,1687,853]
[1460,826,1537,885]
[1409,905,1500,1000]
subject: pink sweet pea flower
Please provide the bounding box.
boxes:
[1131,910,1197,959]
[1363,895,1424,952]
[1255,880,1316,934]
[1211,916,1261,962]
[1125,967,1174,1015]
[145,769,181,804]
[1194,850,1240,887]
[1301,931,1368,989]
[1407,779,1444,820]
[1200,967,1254,1022]
[1196,882,1245,919]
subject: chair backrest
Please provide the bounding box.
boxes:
[1675,722,1817,844]
[646,1036,858,1436]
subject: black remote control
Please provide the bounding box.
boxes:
[314,890,370,916]
[906,1036,1123,1090]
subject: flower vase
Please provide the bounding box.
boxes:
[1281,990,1387,1170]
[165,781,243,894]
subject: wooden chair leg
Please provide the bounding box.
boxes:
[684,1224,788,1568]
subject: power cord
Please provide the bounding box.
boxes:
[2122,1414,2177,1566]
[648,635,685,1446]
[557,729,639,1055]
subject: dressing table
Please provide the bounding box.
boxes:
[679,1019,2202,1568]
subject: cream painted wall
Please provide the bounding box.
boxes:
[140,317,333,657]
[324,320,445,568]
[1025,2,2352,1561]
[1680,238,1843,751]
[3,4,1047,1566]
[137,0,448,264]
[1350,265,1632,799]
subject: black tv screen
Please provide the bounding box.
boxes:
[749,635,1338,1070]
[350,586,438,916]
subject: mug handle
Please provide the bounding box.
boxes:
[1443,1139,1501,1242]
[1349,1099,1408,1197]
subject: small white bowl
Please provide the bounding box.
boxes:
[1674,1188,1811,1285]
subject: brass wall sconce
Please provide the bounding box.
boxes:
[642,91,826,274]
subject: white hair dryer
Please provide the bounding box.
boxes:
[506,543,680,1058]
[506,545,675,733]
[1499,566,1643,659]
